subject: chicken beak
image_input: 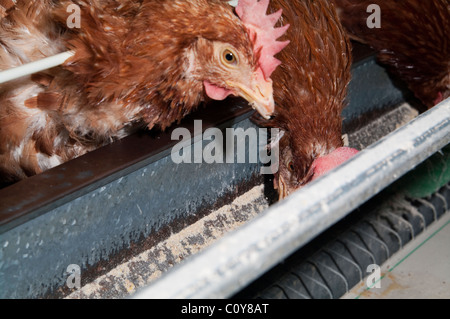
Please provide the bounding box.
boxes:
[227,70,275,119]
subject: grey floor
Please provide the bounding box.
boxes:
[343,210,450,299]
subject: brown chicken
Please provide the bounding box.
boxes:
[0,0,288,183]
[334,0,450,108]
[258,0,358,199]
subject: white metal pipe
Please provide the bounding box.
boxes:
[0,51,74,84]
[133,98,450,299]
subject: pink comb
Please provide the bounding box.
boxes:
[236,0,290,79]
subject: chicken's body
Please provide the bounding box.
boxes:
[334,0,450,108]
[261,0,357,198]
[0,0,76,180]
[0,0,287,183]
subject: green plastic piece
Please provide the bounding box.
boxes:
[389,144,450,199]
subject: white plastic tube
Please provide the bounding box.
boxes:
[0,51,74,84]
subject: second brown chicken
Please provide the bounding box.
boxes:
[257,0,358,199]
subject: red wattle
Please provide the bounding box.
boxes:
[204,81,233,101]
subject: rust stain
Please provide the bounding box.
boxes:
[378,272,407,298]
[358,272,408,299]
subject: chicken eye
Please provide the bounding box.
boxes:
[225,52,235,62]
[287,161,294,172]
[221,49,238,66]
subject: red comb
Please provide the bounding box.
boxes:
[236,0,290,79]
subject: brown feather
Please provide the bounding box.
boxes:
[0,0,14,17]
[334,0,450,108]
[31,73,55,87]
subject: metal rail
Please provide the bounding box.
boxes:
[133,98,450,298]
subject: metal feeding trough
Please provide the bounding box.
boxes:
[0,43,449,299]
